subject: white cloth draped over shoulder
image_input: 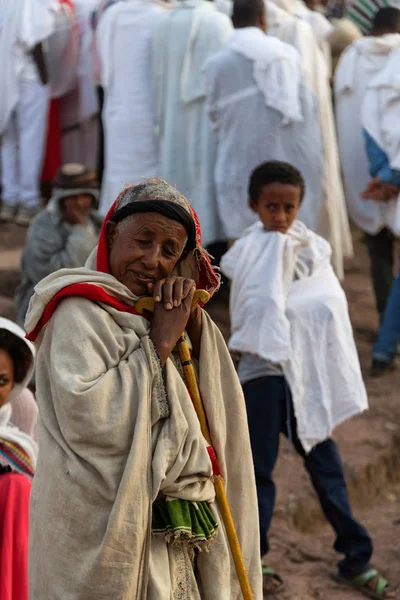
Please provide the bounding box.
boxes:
[47,1,79,99]
[287,0,334,73]
[205,27,324,239]
[0,318,38,472]
[152,0,233,246]
[215,0,233,16]
[267,0,353,280]
[221,221,368,452]
[335,35,400,235]
[97,0,169,215]
[360,47,400,234]
[0,0,56,135]
[26,252,262,599]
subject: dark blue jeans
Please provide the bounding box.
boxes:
[373,270,400,363]
[243,376,373,576]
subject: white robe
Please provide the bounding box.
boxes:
[214,0,233,15]
[335,35,400,235]
[0,0,55,135]
[292,3,334,73]
[221,221,368,452]
[360,47,400,234]
[60,0,100,170]
[267,0,353,279]
[205,27,324,239]
[152,0,233,246]
[97,0,169,215]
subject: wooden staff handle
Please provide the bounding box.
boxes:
[135,289,210,315]
[135,291,254,600]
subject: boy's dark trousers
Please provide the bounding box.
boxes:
[243,376,373,577]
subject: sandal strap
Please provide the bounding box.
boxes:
[262,566,277,576]
[261,563,283,583]
[354,569,388,595]
[354,569,379,586]
[376,576,389,596]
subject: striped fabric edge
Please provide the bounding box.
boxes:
[0,440,34,479]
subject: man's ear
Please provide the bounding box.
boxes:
[249,197,258,214]
[105,221,118,249]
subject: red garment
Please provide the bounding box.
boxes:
[26,193,220,343]
[0,474,31,600]
[41,99,62,183]
[41,0,76,183]
[97,196,220,292]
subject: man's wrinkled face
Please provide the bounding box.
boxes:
[106,213,188,296]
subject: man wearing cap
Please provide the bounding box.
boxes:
[15,163,101,328]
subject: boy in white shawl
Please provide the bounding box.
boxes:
[221,161,394,599]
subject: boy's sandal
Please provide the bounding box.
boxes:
[334,568,395,599]
[262,563,285,595]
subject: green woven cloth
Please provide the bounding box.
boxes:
[152,497,219,548]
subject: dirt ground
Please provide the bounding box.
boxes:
[1,223,399,599]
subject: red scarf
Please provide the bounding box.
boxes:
[27,195,219,342]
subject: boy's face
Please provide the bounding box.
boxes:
[249,183,301,233]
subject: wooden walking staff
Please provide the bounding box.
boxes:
[135,290,254,600]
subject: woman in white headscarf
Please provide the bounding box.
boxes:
[0,318,37,600]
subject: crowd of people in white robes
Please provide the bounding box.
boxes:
[1,0,400,287]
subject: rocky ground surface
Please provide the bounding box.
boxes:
[1,222,399,599]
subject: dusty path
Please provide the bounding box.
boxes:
[1,223,399,599]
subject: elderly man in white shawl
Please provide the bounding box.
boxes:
[335,6,400,320]
[151,0,233,248]
[26,178,262,600]
[205,0,324,243]
[221,161,394,599]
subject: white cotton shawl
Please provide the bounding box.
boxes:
[215,0,233,15]
[266,0,353,280]
[362,47,400,171]
[97,0,170,215]
[228,27,303,125]
[335,35,400,234]
[274,0,334,71]
[26,255,262,599]
[151,1,233,246]
[0,0,55,135]
[221,221,368,453]
[0,318,38,471]
[205,29,323,240]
